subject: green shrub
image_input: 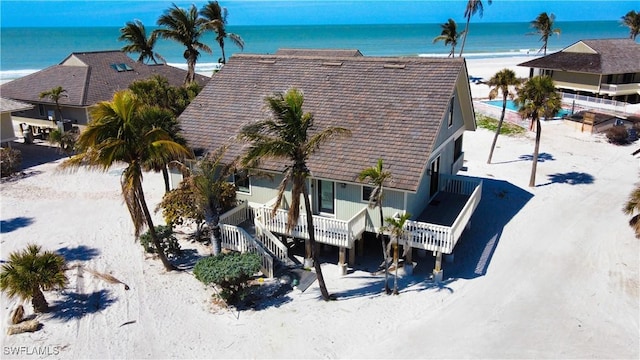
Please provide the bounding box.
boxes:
[0,147,22,177]
[605,126,629,145]
[139,225,181,258]
[194,252,261,304]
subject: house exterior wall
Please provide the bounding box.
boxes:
[336,182,405,231]
[236,174,283,205]
[552,72,600,92]
[1,113,16,142]
[12,104,89,124]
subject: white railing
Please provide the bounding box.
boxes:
[439,174,479,196]
[219,200,249,226]
[254,215,291,265]
[254,205,368,249]
[402,220,454,253]
[451,152,465,174]
[449,179,482,249]
[561,92,631,114]
[220,224,273,278]
[599,83,640,95]
[400,175,482,254]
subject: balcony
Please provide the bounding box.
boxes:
[599,82,640,96]
[402,174,482,254]
[254,205,367,249]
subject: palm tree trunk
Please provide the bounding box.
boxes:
[301,184,330,301]
[378,206,390,294]
[137,182,176,271]
[529,117,542,187]
[186,55,196,84]
[31,287,49,313]
[458,18,471,57]
[162,166,170,193]
[487,96,508,164]
[393,243,399,295]
[207,207,222,256]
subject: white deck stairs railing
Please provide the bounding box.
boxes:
[220,224,274,278]
[254,205,368,249]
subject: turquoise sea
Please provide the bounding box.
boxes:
[0,21,632,82]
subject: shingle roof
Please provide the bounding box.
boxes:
[518,39,640,75]
[0,50,210,106]
[275,48,364,57]
[179,53,469,192]
[0,97,33,113]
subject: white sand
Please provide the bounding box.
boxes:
[466,56,538,99]
[1,56,639,359]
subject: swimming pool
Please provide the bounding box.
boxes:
[483,99,571,119]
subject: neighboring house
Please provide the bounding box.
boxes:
[0,98,33,144]
[518,39,640,105]
[0,50,209,129]
[177,50,482,278]
[565,110,640,134]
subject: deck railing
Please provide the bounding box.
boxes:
[219,200,249,226]
[254,205,368,249]
[401,175,482,254]
[220,224,273,278]
[254,215,291,265]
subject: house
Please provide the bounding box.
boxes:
[0,50,209,132]
[176,50,482,279]
[0,98,33,144]
[518,39,640,105]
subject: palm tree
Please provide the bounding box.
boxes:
[623,185,640,238]
[383,213,411,295]
[515,76,562,187]
[486,69,521,164]
[39,86,67,122]
[433,19,465,58]
[239,88,351,301]
[458,0,492,57]
[155,4,211,84]
[119,19,165,64]
[529,12,561,55]
[200,1,245,64]
[192,147,235,256]
[621,10,640,40]
[61,90,191,271]
[0,244,67,313]
[358,159,392,294]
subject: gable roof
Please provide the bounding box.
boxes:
[518,39,640,75]
[0,50,210,107]
[0,97,33,113]
[179,53,473,193]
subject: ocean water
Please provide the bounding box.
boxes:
[0,21,631,82]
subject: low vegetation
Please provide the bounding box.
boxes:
[0,147,22,177]
[605,126,630,145]
[476,113,526,135]
[0,244,68,313]
[139,225,181,258]
[193,252,261,304]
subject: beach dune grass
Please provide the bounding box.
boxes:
[476,113,525,135]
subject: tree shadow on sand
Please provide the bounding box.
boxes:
[492,152,555,165]
[48,289,116,321]
[1,217,34,233]
[444,177,533,280]
[56,245,101,262]
[331,274,455,300]
[536,172,595,187]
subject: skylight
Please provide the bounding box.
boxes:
[110,63,134,72]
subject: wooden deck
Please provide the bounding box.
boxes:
[417,192,470,227]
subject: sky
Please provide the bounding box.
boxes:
[0,0,637,27]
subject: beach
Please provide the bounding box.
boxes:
[1,53,639,358]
